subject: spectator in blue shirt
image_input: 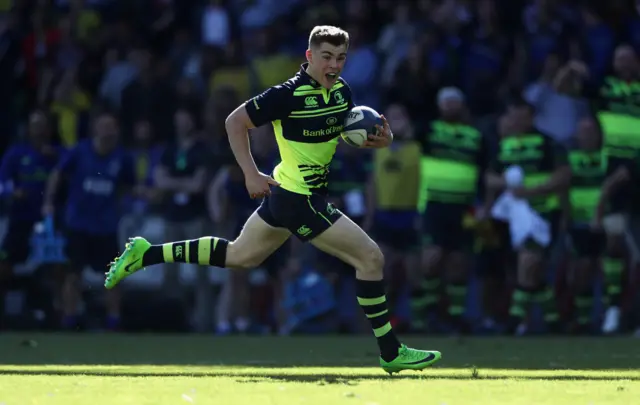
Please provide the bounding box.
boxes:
[44,112,136,331]
[0,111,62,282]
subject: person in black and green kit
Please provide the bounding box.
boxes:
[565,118,606,334]
[555,45,640,334]
[416,87,490,334]
[486,97,572,335]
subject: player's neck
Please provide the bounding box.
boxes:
[92,140,112,156]
[29,139,46,151]
[177,135,194,150]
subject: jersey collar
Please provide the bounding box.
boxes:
[299,63,322,88]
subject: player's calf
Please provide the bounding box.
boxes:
[444,251,470,333]
[412,247,443,329]
[570,257,596,334]
[311,216,406,361]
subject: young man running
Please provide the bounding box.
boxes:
[104,25,441,374]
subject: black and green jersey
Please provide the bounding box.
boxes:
[244,63,355,195]
[593,76,640,211]
[419,120,489,206]
[491,132,568,213]
[568,150,607,222]
[595,76,640,164]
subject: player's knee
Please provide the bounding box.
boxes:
[229,255,263,270]
[226,243,264,269]
[421,247,443,274]
[356,244,385,276]
[571,259,592,292]
[446,252,468,282]
[517,250,542,287]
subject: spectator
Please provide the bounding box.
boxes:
[153,108,213,331]
[524,52,590,148]
[0,111,61,294]
[43,112,136,331]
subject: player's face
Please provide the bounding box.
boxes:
[28,113,49,144]
[439,98,463,120]
[307,42,347,89]
[134,121,152,144]
[175,110,194,138]
[613,47,638,79]
[576,118,600,150]
[507,106,533,133]
[94,116,119,152]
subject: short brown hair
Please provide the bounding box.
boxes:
[308,25,349,49]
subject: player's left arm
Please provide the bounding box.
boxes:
[516,139,572,198]
[43,146,78,215]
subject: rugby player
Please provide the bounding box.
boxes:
[104,26,441,373]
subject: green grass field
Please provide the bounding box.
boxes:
[0,334,638,405]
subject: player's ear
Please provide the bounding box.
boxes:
[305,49,312,63]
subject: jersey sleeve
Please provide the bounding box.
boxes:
[245,85,293,127]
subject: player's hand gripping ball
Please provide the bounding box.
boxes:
[341,106,391,148]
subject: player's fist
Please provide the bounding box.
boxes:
[245,171,280,199]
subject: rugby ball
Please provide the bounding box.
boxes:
[341,106,383,147]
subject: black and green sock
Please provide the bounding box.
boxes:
[603,256,624,306]
[356,279,401,362]
[535,284,559,325]
[574,293,594,326]
[411,276,440,311]
[410,276,440,329]
[446,283,467,319]
[142,237,229,268]
[509,285,533,324]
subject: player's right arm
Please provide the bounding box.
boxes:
[225,85,291,197]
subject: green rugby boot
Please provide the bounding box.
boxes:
[104,237,151,289]
[380,344,441,374]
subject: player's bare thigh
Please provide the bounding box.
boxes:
[226,211,291,269]
[310,215,384,280]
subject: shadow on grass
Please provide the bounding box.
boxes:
[0,369,637,382]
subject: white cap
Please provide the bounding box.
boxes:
[437,87,465,106]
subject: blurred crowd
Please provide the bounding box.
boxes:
[1,0,640,336]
